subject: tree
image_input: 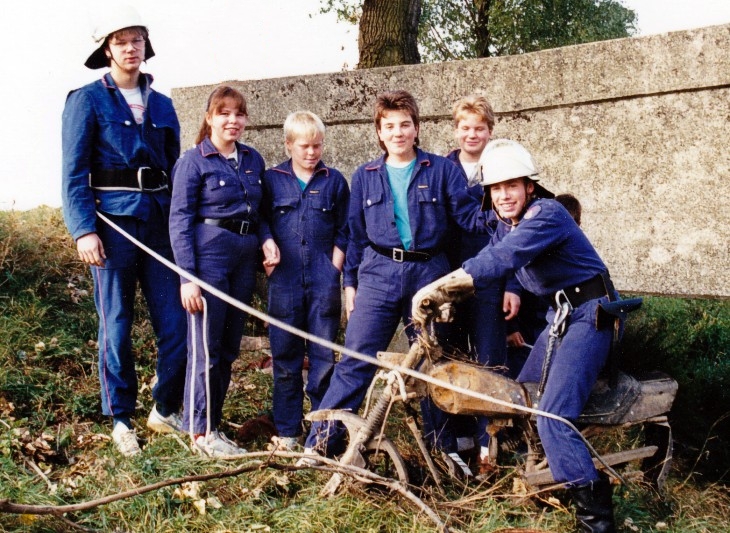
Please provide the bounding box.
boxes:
[360,0,422,67]
[319,0,637,64]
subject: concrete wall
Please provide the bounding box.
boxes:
[172,24,730,299]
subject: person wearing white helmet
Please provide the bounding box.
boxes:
[413,139,620,532]
[61,5,188,457]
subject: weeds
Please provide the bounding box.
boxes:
[0,207,728,532]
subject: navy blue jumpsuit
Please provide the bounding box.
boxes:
[261,159,350,438]
[463,198,616,485]
[444,149,517,451]
[444,149,508,367]
[61,72,187,421]
[169,138,265,434]
[305,148,486,453]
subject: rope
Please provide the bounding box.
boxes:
[95,210,624,482]
[188,297,213,444]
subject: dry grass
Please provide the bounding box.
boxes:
[0,207,728,532]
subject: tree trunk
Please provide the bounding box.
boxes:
[358,0,422,68]
[473,0,493,57]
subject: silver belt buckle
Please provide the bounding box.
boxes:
[239,220,251,235]
[137,167,151,190]
[392,248,404,262]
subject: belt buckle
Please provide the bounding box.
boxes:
[392,248,404,262]
[239,220,251,235]
[137,167,151,190]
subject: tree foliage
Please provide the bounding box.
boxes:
[319,0,637,63]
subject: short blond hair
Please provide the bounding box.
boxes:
[452,94,495,132]
[284,111,325,142]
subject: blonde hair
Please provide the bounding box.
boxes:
[284,111,325,143]
[452,94,495,132]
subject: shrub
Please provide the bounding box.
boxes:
[622,295,730,482]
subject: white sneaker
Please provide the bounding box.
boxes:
[271,436,299,451]
[112,422,141,457]
[193,431,247,459]
[146,405,183,434]
[295,447,324,467]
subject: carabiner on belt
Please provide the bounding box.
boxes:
[550,289,573,338]
[537,290,574,399]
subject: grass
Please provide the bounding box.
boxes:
[0,207,729,532]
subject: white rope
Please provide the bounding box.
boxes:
[188,297,213,444]
[96,211,622,480]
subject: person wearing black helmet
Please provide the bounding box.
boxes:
[61,5,187,457]
[413,139,619,532]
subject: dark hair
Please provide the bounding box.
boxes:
[555,193,582,226]
[373,90,420,151]
[195,86,248,145]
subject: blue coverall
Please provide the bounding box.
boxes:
[305,148,486,454]
[444,149,507,367]
[463,198,616,486]
[444,149,513,452]
[261,159,350,438]
[61,73,187,420]
[169,138,265,434]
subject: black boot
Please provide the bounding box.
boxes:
[569,476,616,533]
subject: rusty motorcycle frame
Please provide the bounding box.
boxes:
[307,299,677,496]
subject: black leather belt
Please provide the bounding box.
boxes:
[553,272,615,310]
[200,218,257,236]
[370,244,438,262]
[90,168,168,191]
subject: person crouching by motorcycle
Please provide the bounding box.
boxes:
[413,139,619,533]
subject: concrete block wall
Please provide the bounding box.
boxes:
[172,24,730,299]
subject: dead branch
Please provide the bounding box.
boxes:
[0,462,261,515]
[0,451,448,531]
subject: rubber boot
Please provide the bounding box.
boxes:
[570,476,616,533]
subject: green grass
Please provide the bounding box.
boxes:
[0,207,729,532]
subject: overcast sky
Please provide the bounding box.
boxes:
[2,0,730,210]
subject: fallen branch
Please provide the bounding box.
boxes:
[0,461,261,515]
[0,451,447,531]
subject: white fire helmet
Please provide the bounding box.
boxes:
[478,139,553,198]
[85,4,155,69]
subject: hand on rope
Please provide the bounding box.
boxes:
[180,282,204,314]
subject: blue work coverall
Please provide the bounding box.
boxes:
[261,159,350,438]
[169,138,265,434]
[305,148,486,454]
[444,149,512,451]
[444,149,508,366]
[463,198,616,486]
[61,72,187,420]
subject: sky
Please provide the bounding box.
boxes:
[2,0,730,211]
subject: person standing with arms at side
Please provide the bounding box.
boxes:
[61,5,188,457]
[261,111,350,451]
[444,95,522,472]
[169,86,279,459]
[302,90,493,462]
